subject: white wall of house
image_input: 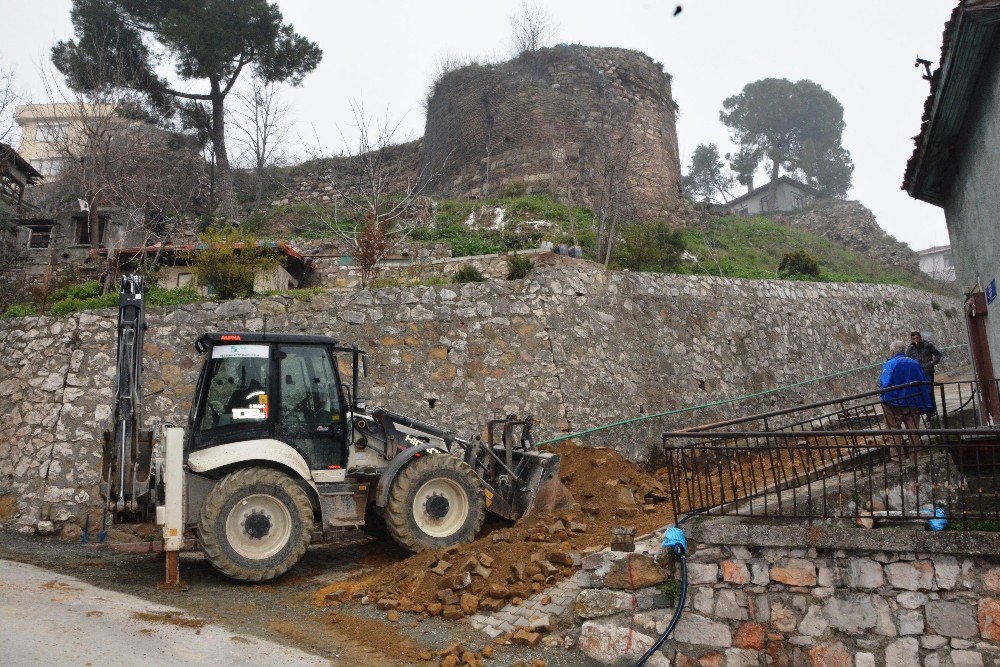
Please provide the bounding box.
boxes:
[917,247,956,282]
[157,264,298,294]
[726,181,814,216]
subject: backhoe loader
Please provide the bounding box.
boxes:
[101,276,565,583]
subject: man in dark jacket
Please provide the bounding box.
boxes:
[907,331,943,413]
[881,340,932,457]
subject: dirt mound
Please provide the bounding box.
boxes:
[314,441,677,621]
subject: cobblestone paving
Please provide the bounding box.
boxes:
[468,571,589,637]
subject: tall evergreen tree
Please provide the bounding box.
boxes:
[720,78,854,198]
[52,0,322,219]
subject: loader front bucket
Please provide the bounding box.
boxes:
[520,453,576,516]
[468,415,576,520]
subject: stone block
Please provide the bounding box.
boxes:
[978,597,1000,641]
[884,638,919,667]
[603,554,669,590]
[687,563,719,585]
[885,560,934,591]
[806,641,851,667]
[693,587,714,614]
[732,622,766,651]
[770,601,798,633]
[854,653,877,667]
[824,595,877,634]
[578,620,669,667]
[574,589,634,619]
[750,560,770,585]
[846,559,884,590]
[897,591,928,609]
[898,609,923,636]
[920,635,947,649]
[798,604,828,637]
[951,650,985,667]
[673,614,732,648]
[925,600,977,639]
[714,590,748,621]
[984,569,1000,593]
[721,560,750,585]
[771,559,817,587]
[933,556,959,590]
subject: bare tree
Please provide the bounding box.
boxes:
[0,63,20,145]
[38,52,204,261]
[509,1,557,54]
[312,103,444,287]
[585,95,647,266]
[231,75,291,207]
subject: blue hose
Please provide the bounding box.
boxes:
[633,527,688,667]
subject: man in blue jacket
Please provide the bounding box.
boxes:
[880,340,933,456]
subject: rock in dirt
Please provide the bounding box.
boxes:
[460,593,479,615]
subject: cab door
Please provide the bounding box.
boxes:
[276,345,347,471]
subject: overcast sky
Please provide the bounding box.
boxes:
[0,0,954,250]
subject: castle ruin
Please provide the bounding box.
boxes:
[419,45,686,220]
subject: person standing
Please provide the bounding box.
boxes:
[880,340,933,457]
[907,331,943,412]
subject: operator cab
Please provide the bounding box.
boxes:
[189,333,363,476]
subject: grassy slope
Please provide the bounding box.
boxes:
[244,194,947,293]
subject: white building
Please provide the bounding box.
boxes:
[723,176,822,216]
[916,245,956,282]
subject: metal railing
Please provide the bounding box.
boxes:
[664,380,1000,526]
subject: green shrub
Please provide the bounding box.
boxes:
[49,293,118,316]
[453,266,485,284]
[49,280,102,302]
[615,223,686,273]
[370,277,402,289]
[778,249,820,278]
[3,304,36,318]
[421,275,450,286]
[188,226,282,299]
[147,286,202,307]
[506,253,534,280]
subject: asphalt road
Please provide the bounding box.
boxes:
[0,559,327,666]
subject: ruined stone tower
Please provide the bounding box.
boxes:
[420,45,685,220]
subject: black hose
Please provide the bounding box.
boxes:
[633,550,687,667]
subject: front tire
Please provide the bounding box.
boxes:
[385,454,486,552]
[198,467,314,582]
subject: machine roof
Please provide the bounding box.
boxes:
[195,332,340,352]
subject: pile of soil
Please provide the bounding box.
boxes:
[313,441,678,621]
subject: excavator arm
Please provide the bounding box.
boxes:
[100,275,154,520]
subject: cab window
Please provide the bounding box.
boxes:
[198,344,271,432]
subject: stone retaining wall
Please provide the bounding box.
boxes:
[573,524,1000,666]
[0,264,968,533]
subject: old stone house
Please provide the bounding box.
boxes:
[101,241,310,294]
[904,0,1000,403]
[0,142,42,215]
[723,176,822,216]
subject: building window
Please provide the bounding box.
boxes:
[759,196,770,212]
[74,216,108,246]
[35,122,69,143]
[942,251,953,268]
[26,224,54,249]
[737,206,749,216]
[791,193,805,210]
[30,157,65,177]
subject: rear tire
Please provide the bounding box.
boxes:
[198,467,313,582]
[385,454,485,552]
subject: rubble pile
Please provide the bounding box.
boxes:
[314,442,679,621]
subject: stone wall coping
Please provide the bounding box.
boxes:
[687,519,1000,555]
